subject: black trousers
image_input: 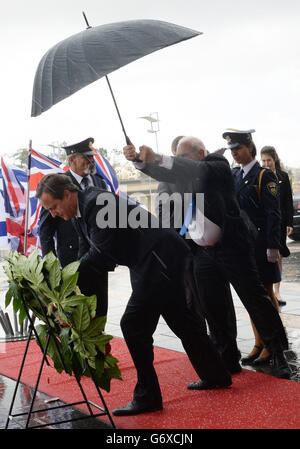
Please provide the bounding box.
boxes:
[120,246,231,406]
[191,246,240,368]
[78,269,108,317]
[192,245,288,355]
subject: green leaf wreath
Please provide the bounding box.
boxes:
[4,250,122,392]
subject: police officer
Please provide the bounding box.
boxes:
[223,129,282,366]
[39,137,111,317]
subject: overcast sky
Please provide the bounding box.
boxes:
[1,0,300,167]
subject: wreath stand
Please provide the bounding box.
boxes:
[5,289,116,429]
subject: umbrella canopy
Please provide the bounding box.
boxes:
[31,19,202,117]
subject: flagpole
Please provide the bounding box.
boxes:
[23,140,32,255]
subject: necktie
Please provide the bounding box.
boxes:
[179,198,195,236]
[236,169,244,188]
[81,177,89,189]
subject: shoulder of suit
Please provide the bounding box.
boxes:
[77,188,97,215]
[232,167,240,174]
[277,169,289,180]
[157,181,177,194]
[92,172,108,187]
[205,153,227,162]
[249,163,272,179]
[260,166,277,180]
[80,185,112,200]
[64,170,81,186]
[259,167,280,198]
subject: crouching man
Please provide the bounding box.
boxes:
[36,173,232,416]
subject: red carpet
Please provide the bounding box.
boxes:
[0,338,299,429]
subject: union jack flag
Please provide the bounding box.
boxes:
[0,168,8,248]
[0,148,121,255]
[31,148,120,193]
[0,158,39,254]
[91,148,120,194]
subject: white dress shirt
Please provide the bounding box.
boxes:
[241,159,257,177]
[150,155,222,246]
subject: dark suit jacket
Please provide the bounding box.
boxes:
[75,187,190,276]
[277,169,293,228]
[232,162,281,250]
[141,153,250,252]
[38,170,107,267]
[155,180,184,231]
[276,169,293,256]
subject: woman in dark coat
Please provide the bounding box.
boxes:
[261,146,294,306]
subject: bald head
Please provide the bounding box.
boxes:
[171,135,185,155]
[176,136,207,161]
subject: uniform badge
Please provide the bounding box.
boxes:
[267,182,278,197]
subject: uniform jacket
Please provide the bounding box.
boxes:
[232,162,281,249]
[38,170,107,267]
[276,169,293,228]
[276,169,293,256]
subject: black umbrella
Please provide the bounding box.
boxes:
[31,15,202,143]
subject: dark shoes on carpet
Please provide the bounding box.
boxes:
[187,378,232,390]
[252,354,272,366]
[112,400,163,416]
[112,350,290,417]
[241,345,263,366]
[271,352,292,379]
[242,346,291,379]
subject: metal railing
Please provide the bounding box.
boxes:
[0,305,33,341]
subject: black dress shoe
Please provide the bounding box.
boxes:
[271,352,292,379]
[187,378,232,390]
[112,400,163,416]
[241,345,263,366]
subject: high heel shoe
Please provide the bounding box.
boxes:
[241,345,263,365]
[252,353,272,366]
[275,295,287,307]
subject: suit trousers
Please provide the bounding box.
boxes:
[192,245,288,354]
[78,268,108,317]
[120,244,231,406]
[192,246,240,367]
